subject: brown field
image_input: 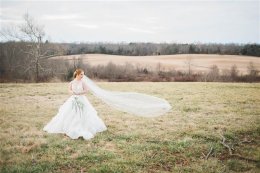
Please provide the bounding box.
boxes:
[51,54,260,74]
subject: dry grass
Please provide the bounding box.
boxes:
[52,54,260,74]
[0,82,259,172]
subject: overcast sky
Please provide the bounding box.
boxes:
[0,0,259,43]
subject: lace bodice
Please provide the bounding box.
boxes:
[71,80,84,93]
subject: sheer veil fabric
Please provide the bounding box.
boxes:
[83,75,171,117]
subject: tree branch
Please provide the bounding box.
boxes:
[220,134,258,163]
[40,54,61,60]
[206,147,214,160]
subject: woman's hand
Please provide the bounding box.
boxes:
[75,91,86,95]
[73,91,79,95]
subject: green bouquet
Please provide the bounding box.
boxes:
[72,96,84,114]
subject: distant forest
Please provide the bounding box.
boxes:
[1,42,260,58]
[64,42,260,57]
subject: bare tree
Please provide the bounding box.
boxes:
[0,13,63,82]
[185,56,193,76]
[207,65,219,81]
[247,62,258,76]
[247,62,259,82]
[230,64,239,80]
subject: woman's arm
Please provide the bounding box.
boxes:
[68,82,75,95]
[75,81,88,95]
[79,81,88,95]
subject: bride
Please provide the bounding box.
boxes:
[43,69,107,140]
[44,68,171,140]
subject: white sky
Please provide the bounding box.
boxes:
[0,0,259,43]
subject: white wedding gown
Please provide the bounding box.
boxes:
[43,79,107,140]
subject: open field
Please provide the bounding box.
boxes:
[52,54,260,74]
[0,82,259,172]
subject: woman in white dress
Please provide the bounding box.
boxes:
[44,68,172,140]
[43,69,107,140]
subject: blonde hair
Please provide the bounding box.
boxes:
[73,69,84,78]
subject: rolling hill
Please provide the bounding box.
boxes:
[51,54,260,74]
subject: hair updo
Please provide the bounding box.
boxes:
[73,69,84,78]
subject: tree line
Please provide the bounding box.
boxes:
[64,42,260,57]
[2,42,260,58]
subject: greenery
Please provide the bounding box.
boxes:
[72,96,84,113]
[0,82,259,172]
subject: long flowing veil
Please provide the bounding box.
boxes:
[83,75,171,117]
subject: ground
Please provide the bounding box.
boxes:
[0,82,259,172]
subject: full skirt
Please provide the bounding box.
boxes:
[43,95,107,140]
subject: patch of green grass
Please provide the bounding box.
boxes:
[182,105,201,113]
[227,159,253,172]
[1,161,57,173]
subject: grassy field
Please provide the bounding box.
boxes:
[0,82,259,172]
